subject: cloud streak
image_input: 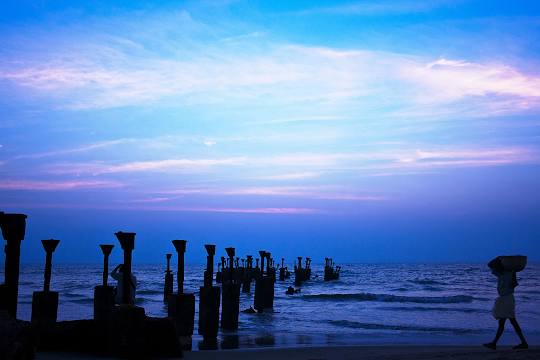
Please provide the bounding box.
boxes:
[0,180,123,191]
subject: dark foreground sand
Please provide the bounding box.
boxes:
[37,346,539,360]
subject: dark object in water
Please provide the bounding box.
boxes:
[324,257,341,281]
[294,256,311,286]
[285,286,301,295]
[241,306,256,314]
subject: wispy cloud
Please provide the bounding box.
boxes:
[0,201,319,214]
[48,157,247,175]
[293,0,455,16]
[0,180,123,191]
[2,29,540,118]
[156,185,386,201]
[255,172,323,181]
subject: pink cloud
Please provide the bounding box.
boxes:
[0,180,123,191]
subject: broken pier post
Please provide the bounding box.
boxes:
[221,247,240,330]
[112,231,147,357]
[0,212,27,318]
[168,240,195,337]
[94,244,115,322]
[242,255,253,293]
[31,239,60,328]
[163,253,173,303]
[198,244,220,341]
[254,250,272,313]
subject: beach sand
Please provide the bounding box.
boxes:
[36,345,539,359]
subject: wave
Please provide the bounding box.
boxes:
[328,320,479,334]
[301,293,474,304]
[378,306,486,314]
[137,289,162,295]
[408,279,445,285]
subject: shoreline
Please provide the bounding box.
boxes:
[36,345,540,359]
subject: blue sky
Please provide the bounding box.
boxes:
[1,0,540,263]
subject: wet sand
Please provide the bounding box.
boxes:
[36,345,539,359]
[184,346,539,360]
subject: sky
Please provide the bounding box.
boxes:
[1,0,540,264]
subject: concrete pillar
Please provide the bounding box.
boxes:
[32,239,60,327]
[198,244,220,340]
[168,240,195,337]
[114,231,135,305]
[242,255,253,293]
[221,247,240,330]
[163,254,173,303]
[94,244,115,322]
[0,212,27,318]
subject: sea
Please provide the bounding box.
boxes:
[6,263,540,349]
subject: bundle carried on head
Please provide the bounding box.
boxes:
[488,255,527,272]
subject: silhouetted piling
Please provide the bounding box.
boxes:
[94,244,115,322]
[0,212,27,318]
[221,247,240,330]
[32,239,60,328]
[115,231,135,305]
[254,250,274,312]
[168,240,195,337]
[324,257,341,281]
[198,244,220,340]
[242,255,253,293]
[163,254,173,303]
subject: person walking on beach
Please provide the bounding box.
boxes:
[483,258,528,350]
[111,264,137,305]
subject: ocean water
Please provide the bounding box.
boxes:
[5,263,540,349]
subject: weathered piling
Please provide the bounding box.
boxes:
[110,231,149,357]
[264,252,275,308]
[198,244,220,340]
[294,256,311,285]
[168,240,195,337]
[242,255,253,293]
[0,212,27,318]
[114,231,136,305]
[254,250,275,312]
[324,257,341,281]
[94,244,115,322]
[221,247,241,330]
[32,239,60,327]
[163,253,173,303]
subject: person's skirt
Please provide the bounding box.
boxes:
[492,294,516,319]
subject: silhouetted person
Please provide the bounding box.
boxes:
[483,260,528,350]
[111,264,137,305]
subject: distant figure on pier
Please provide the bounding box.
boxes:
[111,264,137,304]
[483,257,528,350]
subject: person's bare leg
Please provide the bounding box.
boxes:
[484,319,506,349]
[509,318,528,349]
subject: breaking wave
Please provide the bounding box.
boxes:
[301,293,474,304]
